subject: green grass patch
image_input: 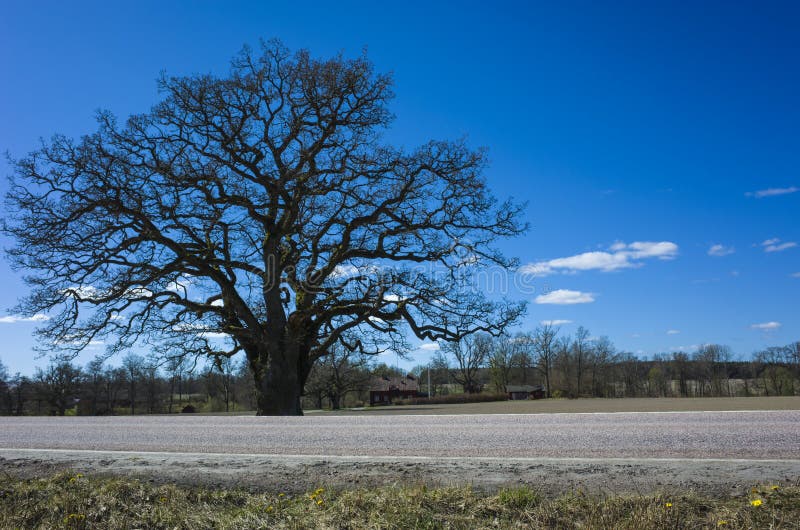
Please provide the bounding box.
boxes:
[1,472,798,529]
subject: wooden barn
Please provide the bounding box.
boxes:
[369,374,420,405]
[506,385,546,400]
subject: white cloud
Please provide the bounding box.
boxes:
[791,272,800,278]
[0,313,50,324]
[535,289,595,305]
[330,263,379,279]
[746,186,799,198]
[520,241,678,276]
[173,322,229,339]
[751,321,781,331]
[540,319,573,326]
[708,244,735,257]
[62,285,103,301]
[382,293,407,303]
[199,331,230,339]
[417,343,440,351]
[666,329,680,335]
[330,264,360,278]
[124,287,154,299]
[669,344,700,352]
[166,276,193,293]
[761,238,797,253]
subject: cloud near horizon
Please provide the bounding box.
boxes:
[745,186,798,198]
[0,314,49,324]
[535,289,595,305]
[540,319,573,326]
[750,321,781,331]
[520,241,678,276]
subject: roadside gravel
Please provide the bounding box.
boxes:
[2,410,798,496]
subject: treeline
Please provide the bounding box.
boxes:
[419,326,800,400]
[1,327,799,415]
[0,354,257,416]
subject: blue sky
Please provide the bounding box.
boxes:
[1,1,798,374]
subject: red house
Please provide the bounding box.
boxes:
[369,374,420,405]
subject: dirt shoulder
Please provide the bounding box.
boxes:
[3,449,799,498]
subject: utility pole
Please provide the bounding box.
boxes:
[427,363,432,397]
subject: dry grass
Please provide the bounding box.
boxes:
[321,396,800,416]
[2,472,799,529]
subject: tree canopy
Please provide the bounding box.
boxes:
[3,40,525,415]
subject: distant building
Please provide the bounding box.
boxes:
[506,385,546,400]
[369,374,420,405]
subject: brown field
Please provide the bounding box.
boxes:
[318,395,800,415]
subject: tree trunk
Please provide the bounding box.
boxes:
[329,392,341,410]
[254,372,303,415]
[250,343,307,416]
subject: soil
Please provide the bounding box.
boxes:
[3,449,799,498]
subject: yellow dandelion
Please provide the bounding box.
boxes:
[265,505,274,513]
[750,499,763,507]
[771,485,780,491]
[278,493,285,497]
[316,499,324,506]
[717,521,728,527]
[76,473,84,478]
[159,496,168,503]
[315,487,324,494]
[665,502,672,508]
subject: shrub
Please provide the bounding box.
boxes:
[395,393,507,406]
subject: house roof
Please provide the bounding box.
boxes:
[506,385,544,393]
[370,375,420,392]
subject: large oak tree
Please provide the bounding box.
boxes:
[3,41,525,415]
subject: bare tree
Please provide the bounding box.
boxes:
[0,358,10,414]
[509,332,535,385]
[671,351,690,397]
[103,366,126,414]
[84,356,107,415]
[205,355,238,412]
[590,336,616,397]
[444,334,491,393]
[304,343,371,409]
[428,350,451,396]
[755,346,793,396]
[572,326,590,397]
[34,360,83,416]
[121,354,145,415]
[694,344,732,397]
[487,335,514,393]
[164,356,189,413]
[532,324,558,397]
[3,40,525,415]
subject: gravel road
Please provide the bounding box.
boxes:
[1,410,799,458]
[2,410,799,495]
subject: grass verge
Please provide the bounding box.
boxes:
[1,472,798,529]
